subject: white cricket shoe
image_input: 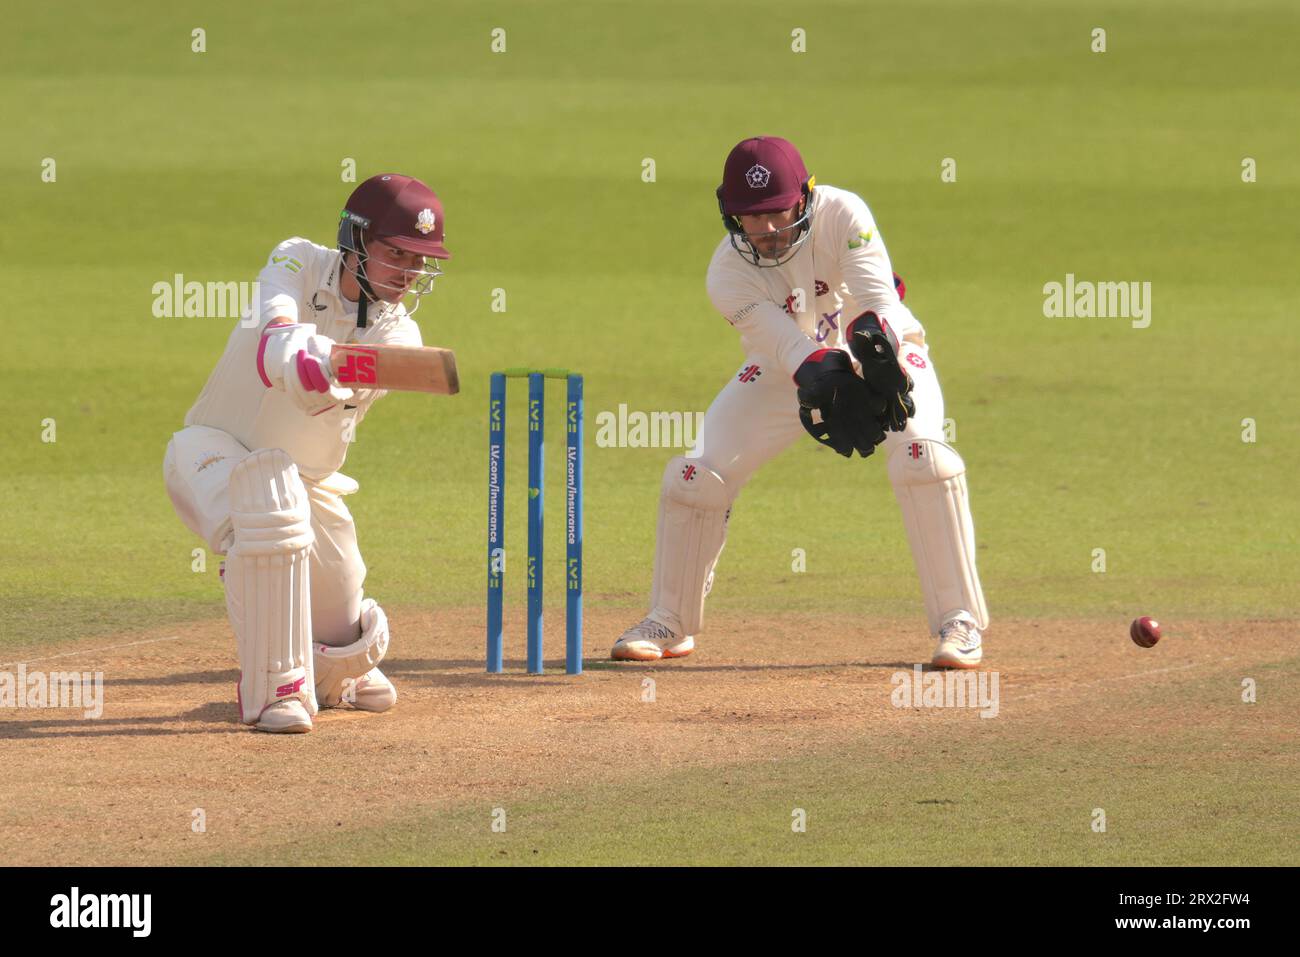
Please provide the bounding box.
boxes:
[932,615,983,669]
[611,617,695,661]
[350,667,397,713]
[255,699,313,734]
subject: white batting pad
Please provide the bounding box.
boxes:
[650,457,732,635]
[315,598,390,708]
[888,439,989,634]
[225,448,318,724]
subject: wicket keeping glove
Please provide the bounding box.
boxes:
[846,311,915,433]
[793,349,887,458]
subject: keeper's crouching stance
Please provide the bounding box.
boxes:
[164,173,449,732]
[613,138,989,669]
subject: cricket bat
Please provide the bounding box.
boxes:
[329,343,459,395]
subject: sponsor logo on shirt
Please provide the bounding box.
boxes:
[729,302,758,325]
[814,309,842,343]
[847,230,873,250]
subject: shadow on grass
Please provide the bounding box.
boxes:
[0,701,243,739]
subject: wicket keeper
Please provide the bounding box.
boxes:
[613,137,989,669]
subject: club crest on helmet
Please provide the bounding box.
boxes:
[745,164,771,189]
[416,208,437,234]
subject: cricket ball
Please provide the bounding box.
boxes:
[1130,616,1161,648]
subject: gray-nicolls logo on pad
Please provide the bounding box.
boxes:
[49,887,152,937]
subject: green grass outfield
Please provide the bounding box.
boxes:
[197,660,1297,867]
[4,0,1298,646]
[3,0,1297,871]
[215,746,1292,867]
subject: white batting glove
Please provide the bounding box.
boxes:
[256,323,354,415]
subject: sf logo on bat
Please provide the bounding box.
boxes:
[335,349,378,385]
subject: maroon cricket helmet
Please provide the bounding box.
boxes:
[716,136,812,216]
[339,173,450,259]
[716,137,816,267]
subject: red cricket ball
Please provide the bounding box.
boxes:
[1130,616,1161,648]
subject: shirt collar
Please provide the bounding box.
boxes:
[320,250,361,315]
[320,248,410,325]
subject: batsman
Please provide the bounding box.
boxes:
[163,174,452,732]
[613,137,989,669]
